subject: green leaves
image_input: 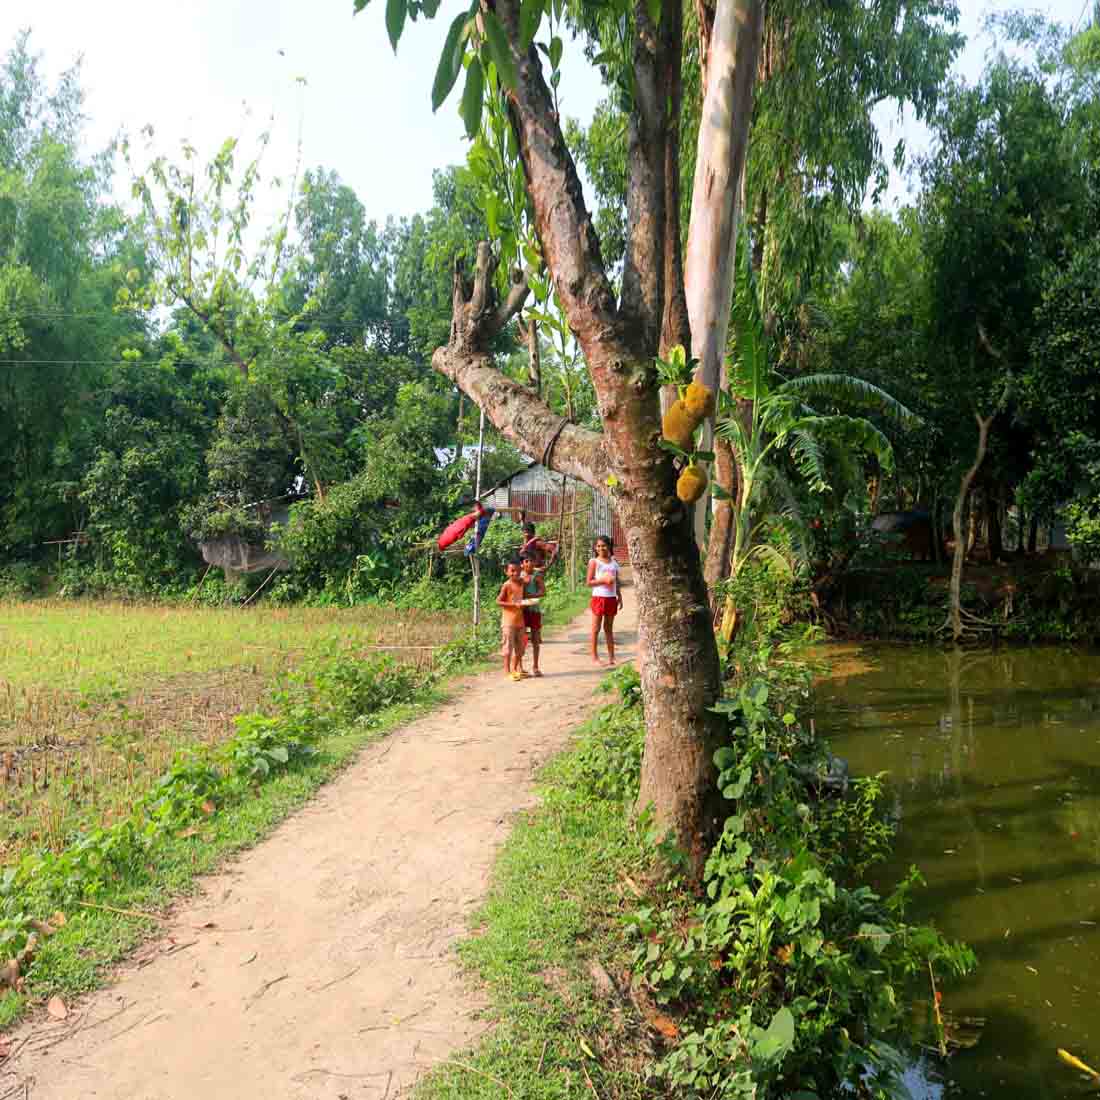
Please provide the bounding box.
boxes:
[431,12,471,112]
[753,1006,795,1063]
[461,59,486,139]
[385,0,407,52]
[519,0,544,50]
[482,10,519,91]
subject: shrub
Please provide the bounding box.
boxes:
[621,646,975,1099]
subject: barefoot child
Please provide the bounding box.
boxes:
[586,536,623,665]
[519,554,546,676]
[496,559,527,682]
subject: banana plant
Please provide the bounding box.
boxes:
[715,244,919,641]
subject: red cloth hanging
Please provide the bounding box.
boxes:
[436,502,485,550]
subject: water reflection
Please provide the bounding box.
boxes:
[816,645,1100,1099]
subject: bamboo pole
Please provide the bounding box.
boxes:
[472,408,486,633]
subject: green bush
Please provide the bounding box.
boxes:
[563,664,645,803]
[623,646,975,1099]
[0,562,42,599]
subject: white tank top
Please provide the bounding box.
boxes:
[591,557,619,598]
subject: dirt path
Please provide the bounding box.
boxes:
[5,599,637,1100]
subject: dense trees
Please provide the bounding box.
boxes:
[1,1,1098,792]
[0,33,509,596]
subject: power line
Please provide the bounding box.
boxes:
[0,308,413,334]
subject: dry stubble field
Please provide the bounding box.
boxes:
[0,600,469,861]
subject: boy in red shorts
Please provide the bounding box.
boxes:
[519,553,545,676]
[586,535,623,665]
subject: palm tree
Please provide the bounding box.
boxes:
[715,247,919,641]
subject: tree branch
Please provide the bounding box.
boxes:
[433,242,608,490]
[659,0,691,360]
[494,0,629,361]
[620,0,667,352]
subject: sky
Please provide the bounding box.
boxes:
[0,0,1092,232]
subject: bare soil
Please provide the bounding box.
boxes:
[2,600,636,1099]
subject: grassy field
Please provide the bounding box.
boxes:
[0,600,470,860]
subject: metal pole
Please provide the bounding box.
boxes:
[472,408,486,632]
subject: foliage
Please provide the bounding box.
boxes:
[568,664,645,803]
[0,604,501,982]
[626,648,975,1099]
[715,245,916,637]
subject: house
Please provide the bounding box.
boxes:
[482,460,629,561]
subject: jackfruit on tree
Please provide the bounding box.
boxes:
[683,380,715,421]
[677,463,709,504]
[662,400,697,452]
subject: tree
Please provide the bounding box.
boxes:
[715,248,916,638]
[364,0,732,867]
[919,38,1094,635]
[0,32,147,554]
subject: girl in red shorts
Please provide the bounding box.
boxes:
[586,535,623,665]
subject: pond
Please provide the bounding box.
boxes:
[815,645,1100,1099]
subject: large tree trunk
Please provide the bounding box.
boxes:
[435,0,726,868]
[949,413,993,641]
[683,0,764,551]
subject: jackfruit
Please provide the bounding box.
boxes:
[677,463,709,504]
[683,380,715,421]
[662,400,697,452]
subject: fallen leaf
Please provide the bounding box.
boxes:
[51,912,66,929]
[47,995,69,1020]
[651,1013,679,1040]
[776,943,794,965]
[178,826,201,839]
[0,1037,11,1058]
[200,800,215,816]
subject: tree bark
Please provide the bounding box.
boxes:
[703,431,737,592]
[659,0,690,362]
[703,392,749,592]
[684,0,763,557]
[988,488,1003,562]
[949,413,993,641]
[524,315,541,395]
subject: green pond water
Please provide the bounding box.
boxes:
[815,645,1100,1099]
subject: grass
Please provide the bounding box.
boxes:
[0,600,464,690]
[0,583,592,1030]
[0,688,448,1029]
[0,601,468,860]
[414,705,654,1100]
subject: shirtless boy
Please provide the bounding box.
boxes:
[496,559,527,682]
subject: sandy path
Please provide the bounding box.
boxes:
[6,598,637,1100]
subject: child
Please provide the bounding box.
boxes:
[519,553,546,677]
[496,559,527,682]
[520,522,559,573]
[586,535,623,665]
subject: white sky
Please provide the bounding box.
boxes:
[0,0,1090,230]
